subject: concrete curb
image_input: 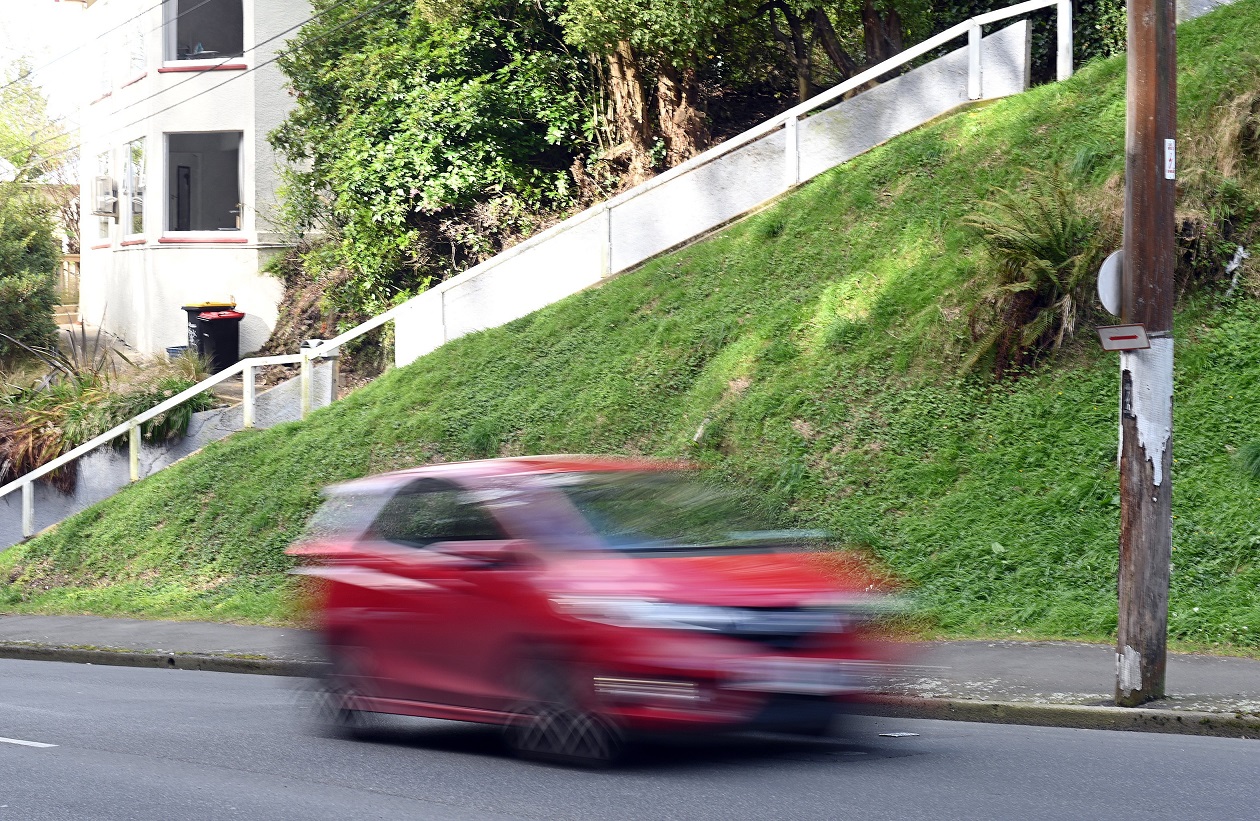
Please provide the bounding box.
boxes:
[0,642,322,677]
[863,695,1260,739]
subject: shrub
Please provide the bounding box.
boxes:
[0,337,213,491]
[0,188,60,363]
[961,169,1107,377]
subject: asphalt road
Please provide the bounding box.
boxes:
[1,659,1256,821]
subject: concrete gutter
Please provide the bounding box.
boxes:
[0,641,322,677]
[864,695,1260,740]
[5,638,1259,740]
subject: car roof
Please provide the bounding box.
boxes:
[324,455,690,495]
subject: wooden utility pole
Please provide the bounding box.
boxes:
[1117,0,1177,707]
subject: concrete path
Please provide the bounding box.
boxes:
[1,613,1257,737]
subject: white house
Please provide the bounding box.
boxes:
[79,0,309,355]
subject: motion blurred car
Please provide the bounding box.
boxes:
[287,456,903,764]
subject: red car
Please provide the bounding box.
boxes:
[288,456,902,764]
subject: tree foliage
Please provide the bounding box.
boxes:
[0,64,65,365]
[271,0,1129,325]
[272,0,594,317]
[0,187,60,364]
[0,61,73,184]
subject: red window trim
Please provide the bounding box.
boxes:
[121,72,148,88]
[158,63,248,74]
[90,90,113,105]
[158,237,248,244]
[89,242,112,250]
[120,238,147,247]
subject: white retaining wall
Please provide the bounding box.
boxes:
[394,20,1031,367]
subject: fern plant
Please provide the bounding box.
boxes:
[1239,442,1260,481]
[961,169,1106,377]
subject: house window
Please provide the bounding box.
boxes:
[97,151,113,239]
[98,42,111,97]
[127,22,146,76]
[165,0,244,61]
[123,139,146,235]
[167,132,242,232]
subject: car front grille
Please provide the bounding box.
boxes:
[714,608,846,650]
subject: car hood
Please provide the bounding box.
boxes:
[540,548,869,608]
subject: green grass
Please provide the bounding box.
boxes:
[3,2,1260,651]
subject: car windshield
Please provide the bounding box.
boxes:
[300,489,390,542]
[542,471,821,552]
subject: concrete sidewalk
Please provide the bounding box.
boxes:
[1,614,1258,738]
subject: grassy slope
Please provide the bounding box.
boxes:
[3,3,1259,647]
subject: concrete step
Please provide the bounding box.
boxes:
[53,304,80,324]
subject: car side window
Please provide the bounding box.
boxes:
[371,479,506,548]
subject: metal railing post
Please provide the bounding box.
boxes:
[300,352,312,420]
[968,21,983,100]
[784,115,800,188]
[21,482,33,539]
[1056,0,1073,81]
[242,363,256,428]
[601,204,613,277]
[129,422,141,482]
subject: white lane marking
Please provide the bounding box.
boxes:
[0,736,57,748]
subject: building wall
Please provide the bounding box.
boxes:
[79,0,308,355]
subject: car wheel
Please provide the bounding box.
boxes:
[504,656,623,767]
[307,644,376,739]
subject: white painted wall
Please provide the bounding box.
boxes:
[78,0,308,356]
[395,21,1031,367]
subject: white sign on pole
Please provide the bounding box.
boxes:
[1097,249,1123,316]
[1097,324,1150,352]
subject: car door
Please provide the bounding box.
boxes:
[357,478,524,708]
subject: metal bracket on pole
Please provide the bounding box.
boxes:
[21,482,34,539]
[1056,0,1074,81]
[129,422,140,482]
[968,22,983,100]
[243,363,256,429]
[784,115,800,188]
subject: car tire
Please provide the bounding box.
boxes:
[503,655,623,767]
[308,643,377,739]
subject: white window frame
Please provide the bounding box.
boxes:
[163,0,247,66]
[127,21,147,79]
[123,138,147,237]
[164,130,245,236]
[95,150,116,238]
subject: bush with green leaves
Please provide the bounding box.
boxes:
[0,187,60,364]
[271,0,595,319]
[0,333,213,491]
[269,0,1134,331]
[962,169,1108,377]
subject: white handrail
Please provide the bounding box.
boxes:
[0,351,305,497]
[3,1,1071,540]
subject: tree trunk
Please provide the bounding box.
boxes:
[861,0,903,66]
[655,63,710,166]
[770,2,819,103]
[812,8,859,78]
[605,40,654,183]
